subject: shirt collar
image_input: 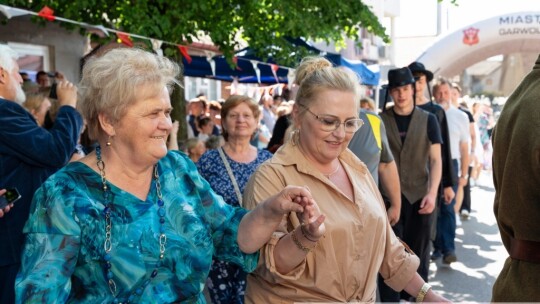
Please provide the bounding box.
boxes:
[271,141,368,177]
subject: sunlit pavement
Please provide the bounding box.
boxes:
[429,170,505,303]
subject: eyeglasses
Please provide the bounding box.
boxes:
[300,104,363,133]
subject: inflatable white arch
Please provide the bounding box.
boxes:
[416,11,540,77]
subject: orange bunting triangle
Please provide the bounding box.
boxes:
[38,6,55,21]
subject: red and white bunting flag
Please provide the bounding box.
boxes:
[270,64,279,83]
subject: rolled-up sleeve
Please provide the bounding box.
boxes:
[378,224,420,291]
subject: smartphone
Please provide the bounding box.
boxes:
[0,188,21,209]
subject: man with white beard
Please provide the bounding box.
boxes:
[0,44,83,303]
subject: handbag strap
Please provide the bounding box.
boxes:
[218,147,243,207]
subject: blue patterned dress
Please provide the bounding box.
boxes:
[15,151,258,303]
[197,148,272,304]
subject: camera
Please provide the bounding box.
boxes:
[49,82,58,99]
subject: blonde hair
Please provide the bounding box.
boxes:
[360,97,377,112]
[22,93,48,113]
[294,56,360,109]
[78,48,180,140]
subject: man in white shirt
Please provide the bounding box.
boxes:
[259,94,276,133]
[432,78,470,265]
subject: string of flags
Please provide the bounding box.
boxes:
[0,4,293,81]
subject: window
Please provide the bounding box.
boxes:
[8,42,51,82]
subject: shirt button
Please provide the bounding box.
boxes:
[354,254,361,261]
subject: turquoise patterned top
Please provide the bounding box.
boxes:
[15,151,258,303]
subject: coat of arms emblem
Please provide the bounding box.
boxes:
[463,27,480,46]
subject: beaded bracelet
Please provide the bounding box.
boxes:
[291,226,314,253]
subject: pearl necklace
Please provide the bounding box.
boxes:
[96,146,167,303]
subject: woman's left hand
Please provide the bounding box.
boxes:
[298,196,326,241]
[265,185,314,216]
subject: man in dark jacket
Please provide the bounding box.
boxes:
[0,44,83,303]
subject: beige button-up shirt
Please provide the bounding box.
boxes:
[243,141,419,303]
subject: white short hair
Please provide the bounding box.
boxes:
[0,44,18,72]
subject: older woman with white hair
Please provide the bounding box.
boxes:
[15,48,319,303]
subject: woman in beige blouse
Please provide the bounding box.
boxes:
[243,57,449,303]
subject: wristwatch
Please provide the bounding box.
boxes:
[416,282,432,302]
[460,174,469,179]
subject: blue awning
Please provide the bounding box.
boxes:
[182,54,289,84]
[339,57,380,86]
[181,39,380,86]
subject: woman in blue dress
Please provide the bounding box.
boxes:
[14,48,321,303]
[198,95,273,303]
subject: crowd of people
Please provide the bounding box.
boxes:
[0,42,536,303]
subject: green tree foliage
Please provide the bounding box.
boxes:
[5,0,388,66]
[4,0,388,141]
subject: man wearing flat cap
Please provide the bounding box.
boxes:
[378,67,443,302]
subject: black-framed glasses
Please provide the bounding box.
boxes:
[300,104,363,133]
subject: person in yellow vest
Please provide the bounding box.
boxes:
[348,109,401,226]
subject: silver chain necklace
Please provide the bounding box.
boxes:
[323,162,340,179]
[96,146,167,303]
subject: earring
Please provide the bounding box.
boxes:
[106,136,112,146]
[290,129,300,146]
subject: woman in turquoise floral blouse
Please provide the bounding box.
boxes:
[14,48,321,303]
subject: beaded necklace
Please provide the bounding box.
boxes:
[96,146,167,303]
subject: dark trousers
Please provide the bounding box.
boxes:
[460,166,473,213]
[0,263,19,304]
[378,194,436,302]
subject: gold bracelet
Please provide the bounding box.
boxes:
[416,282,432,303]
[291,227,313,253]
